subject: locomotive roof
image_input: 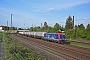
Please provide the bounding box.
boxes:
[45,33,65,34]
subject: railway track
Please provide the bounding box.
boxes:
[10,34,90,60]
[29,38,90,60]
[31,38,90,58]
[11,34,78,60]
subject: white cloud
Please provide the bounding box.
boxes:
[44,8,54,12]
[34,8,54,12]
[34,0,90,12]
[77,17,90,21]
[82,17,90,20]
[34,9,42,12]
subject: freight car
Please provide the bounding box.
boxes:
[35,32,47,39]
[29,32,36,38]
[18,31,24,35]
[24,32,31,36]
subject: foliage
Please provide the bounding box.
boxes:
[28,16,90,40]
[54,23,62,31]
[2,26,8,30]
[78,24,85,29]
[18,28,24,30]
[65,16,73,30]
[66,29,72,39]
[48,26,56,32]
[4,33,46,60]
[31,22,65,32]
[76,24,87,38]
[0,32,3,38]
[44,22,48,28]
[0,32,3,42]
[2,26,17,30]
[66,23,90,40]
[71,44,90,49]
[86,24,90,40]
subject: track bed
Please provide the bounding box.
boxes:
[10,34,90,60]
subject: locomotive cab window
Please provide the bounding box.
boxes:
[60,34,66,38]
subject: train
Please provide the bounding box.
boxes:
[18,31,67,44]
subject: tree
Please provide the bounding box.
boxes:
[47,26,54,32]
[76,24,86,38]
[18,28,24,30]
[54,23,62,32]
[12,26,17,30]
[2,26,7,30]
[66,29,72,39]
[44,22,48,28]
[78,24,85,29]
[75,25,78,38]
[65,16,73,30]
[2,26,9,30]
[86,24,90,40]
[43,22,48,32]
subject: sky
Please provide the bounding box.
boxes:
[0,0,90,28]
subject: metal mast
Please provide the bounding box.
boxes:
[11,14,12,30]
[7,21,8,30]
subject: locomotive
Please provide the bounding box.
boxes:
[18,31,66,44]
[44,31,66,43]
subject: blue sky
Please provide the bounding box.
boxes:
[0,0,90,28]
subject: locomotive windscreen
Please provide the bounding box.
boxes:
[60,34,66,40]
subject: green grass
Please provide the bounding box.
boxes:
[71,44,90,49]
[70,39,83,42]
[4,33,46,60]
[67,37,90,43]
[0,32,3,42]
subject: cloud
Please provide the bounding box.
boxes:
[34,0,90,12]
[83,17,90,20]
[34,9,42,12]
[34,8,54,12]
[78,17,90,20]
[44,8,54,12]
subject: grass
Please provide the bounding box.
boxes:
[0,32,3,42]
[66,38,90,49]
[4,33,46,60]
[71,44,90,49]
[70,39,83,42]
[67,38,90,43]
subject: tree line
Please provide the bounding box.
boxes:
[1,16,90,40]
[30,16,90,40]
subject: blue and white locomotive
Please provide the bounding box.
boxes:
[44,31,66,43]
